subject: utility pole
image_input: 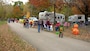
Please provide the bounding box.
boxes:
[54,3,56,25]
[51,0,56,25]
[51,0,56,31]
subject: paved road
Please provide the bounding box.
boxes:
[8,23,90,51]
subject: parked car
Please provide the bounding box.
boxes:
[29,17,38,21]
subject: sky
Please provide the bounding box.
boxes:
[5,0,29,4]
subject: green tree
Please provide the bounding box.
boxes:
[0,0,4,20]
[60,5,73,21]
[4,4,13,19]
[0,0,14,20]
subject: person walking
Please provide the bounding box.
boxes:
[30,20,33,27]
[25,18,29,28]
[41,20,44,30]
[23,19,26,27]
[59,25,64,38]
[7,18,10,23]
[55,21,60,31]
[38,19,42,33]
[46,19,51,31]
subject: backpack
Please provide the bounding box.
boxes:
[59,26,64,32]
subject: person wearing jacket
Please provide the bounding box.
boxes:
[38,19,42,33]
[46,19,51,31]
[55,21,60,31]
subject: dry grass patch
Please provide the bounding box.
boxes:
[0,22,36,51]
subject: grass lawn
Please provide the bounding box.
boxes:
[0,21,6,25]
[0,21,36,51]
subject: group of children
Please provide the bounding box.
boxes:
[23,18,36,28]
[23,18,29,28]
[55,21,64,38]
[38,19,64,38]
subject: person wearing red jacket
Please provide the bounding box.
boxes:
[46,19,51,31]
[55,21,60,31]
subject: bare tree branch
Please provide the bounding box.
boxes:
[74,3,85,14]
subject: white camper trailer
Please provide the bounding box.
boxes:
[88,17,90,22]
[39,11,65,24]
[39,11,54,20]
[68,15,85,23]
[55,13,65,24]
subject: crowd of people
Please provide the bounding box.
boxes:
[7,17,90,38]
[7,18,19,23]
[7,18,72,38]
[37,19,65,38]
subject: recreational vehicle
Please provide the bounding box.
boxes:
[39,11,65,24]
[68,15,85,23]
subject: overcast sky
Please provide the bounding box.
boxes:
[5,0,29,4]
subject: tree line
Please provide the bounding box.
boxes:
[0,0,90,22]
[29,0,90,22]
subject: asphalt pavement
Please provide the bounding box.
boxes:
[8,23,90,51]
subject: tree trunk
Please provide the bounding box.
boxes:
[85,14,88,25]
[85,14,88,21]
[85,3,89,25]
